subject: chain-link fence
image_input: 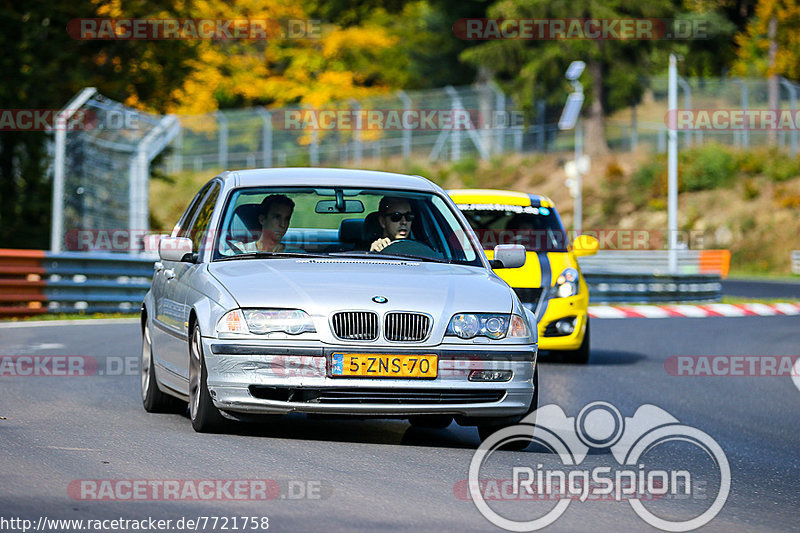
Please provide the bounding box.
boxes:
[50,76,800,253]
[161,76,800,175]
[165,84,523,172]
[51,89,180,253]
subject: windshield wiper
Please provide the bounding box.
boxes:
[215,252,327,261]
[328,251,452,264]
[378,253,452,264]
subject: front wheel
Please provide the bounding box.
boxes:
[141,320,185,413]
[189,324,226,433]
[563,318,590,364]
[477,366,538,450]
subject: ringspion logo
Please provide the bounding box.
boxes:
[468,402,729,531]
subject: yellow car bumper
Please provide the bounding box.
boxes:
[535,292,589,352]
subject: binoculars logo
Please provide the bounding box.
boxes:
[468,401,730,532]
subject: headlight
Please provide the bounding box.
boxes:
[509,314,531,337]
[447,313,530,340]
[217,309,247,334]
[216,309,316,335]
[551,268,579,298]
[448,313,481,338]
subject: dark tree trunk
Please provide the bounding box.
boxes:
[585,59,609,156]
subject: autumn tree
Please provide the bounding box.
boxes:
[732,0,800,142]
[460,0,680,156]
[0,0,195,248]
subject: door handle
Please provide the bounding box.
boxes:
[154,261,164,272]
[164,269,175,280]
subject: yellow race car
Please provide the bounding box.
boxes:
[449,189,599,363]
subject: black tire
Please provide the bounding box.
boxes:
[563,318,590,364]
[408,415,453,429]
[141,320,186,413]
[477,367,538,450]
[189,324,227,433]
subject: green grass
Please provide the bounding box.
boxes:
[726,271,800,282]
[720,296,800,304]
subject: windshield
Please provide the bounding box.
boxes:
[212,187,482,266]
[455,202,568,252]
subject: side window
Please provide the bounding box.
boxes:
[188,183,221,252]
[174,182,213,238]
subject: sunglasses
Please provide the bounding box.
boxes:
[385,211,415,222]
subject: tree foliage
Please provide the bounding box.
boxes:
[459,0,676,154]
[732,0,800,78]
[0,0,795,248]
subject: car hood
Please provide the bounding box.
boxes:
[208,258,513,316]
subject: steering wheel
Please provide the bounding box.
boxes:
[379,239,440,259]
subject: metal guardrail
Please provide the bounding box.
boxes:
[577,250,730,277]
[577,250,727,302]
[0,249,48,316]
[793,250,800,275]
[0,249,726,316]
[43,252,157,314]
[584,273,721,303]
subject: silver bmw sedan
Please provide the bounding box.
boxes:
[141,168,538,441]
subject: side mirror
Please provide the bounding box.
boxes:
[572,235,599,257]
[490,244,526,269]
[159,236,194,262]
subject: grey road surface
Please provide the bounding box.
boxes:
[721,278,800,299]
[0,316,798,532]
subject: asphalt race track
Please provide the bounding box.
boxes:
[1,309,798,532]
[720,278,800,299]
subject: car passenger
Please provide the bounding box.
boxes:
[235,194,294,253]
[370,197,415,252]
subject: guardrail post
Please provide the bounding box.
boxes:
[50,87,98,253]
[536,99,545,153]
[779,77,798,156]
[256,108,272,168]
[397,90,412,160]
[216,111,229,168]
[446,86,462,161]
[171,124,183,174]
[732,77,749,149]
[350,99,363,165]
[494,86,507,154]
[309,107,319,166]
[677,76,692,148]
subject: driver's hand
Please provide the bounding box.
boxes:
[370,238,391,252]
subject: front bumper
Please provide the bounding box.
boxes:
[517,290,588,352]
[202,337,537,419]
